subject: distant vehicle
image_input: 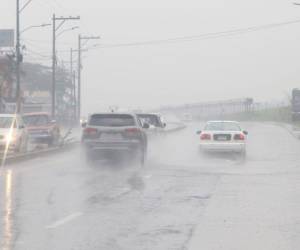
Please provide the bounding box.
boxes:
[197,121,247,156]
[81,113,148,165]
[22,112,60,146]
[0,114,28,153]
[136,113,166,133]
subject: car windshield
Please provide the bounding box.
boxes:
[89,114,135,127]
[205,122,241,131]
[137,114,161,127]
[0,117,16,128]
[23,115,49,126]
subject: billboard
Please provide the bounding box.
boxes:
[0,29,14,47]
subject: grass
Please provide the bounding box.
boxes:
[195,106,292,123]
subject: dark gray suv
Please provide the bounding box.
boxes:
[82,113,148,165]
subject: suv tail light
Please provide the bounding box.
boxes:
[200,133,211,140]
[234,133,245,140]
[125,128,140,133]
[84,127,98,135]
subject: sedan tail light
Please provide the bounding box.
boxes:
[234,133,245,140]
[83,127,98,135]
[200,133,211,140]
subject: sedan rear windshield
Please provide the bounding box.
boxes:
[23,115,49,126]
[89,114,135,127]
[205,122,241,131]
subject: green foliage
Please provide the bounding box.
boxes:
[225,106,292,123]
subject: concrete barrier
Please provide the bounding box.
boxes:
[1,140,78,165]
[164,122,187,133]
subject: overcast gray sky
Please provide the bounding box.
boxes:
[1,0,300,114]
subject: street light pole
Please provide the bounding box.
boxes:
[70,48,77,122]
[51,14,80,119]
[51,14,56,119]
[77,35,100,121]
[16,0,21,113]
[78,35,81,121]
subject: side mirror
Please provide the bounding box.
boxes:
[19,125,25,129]
[143,123,150,129]
[82,122,87,128]
[243,130,248,135]
[162,123,166,128]
[196,130,202,135]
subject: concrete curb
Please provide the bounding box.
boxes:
[164,122,187,133]
[271,122,300,139]
[1,141,79,165]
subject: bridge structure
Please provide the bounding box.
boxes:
[160,98,254,120]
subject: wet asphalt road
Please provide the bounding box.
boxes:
[1,122,300,250]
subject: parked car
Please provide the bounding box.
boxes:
[82,113,148,165]
[0,114,28,153]
[197,121,247,156]
[22,112,60,146]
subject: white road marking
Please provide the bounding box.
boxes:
[46,212,83,229]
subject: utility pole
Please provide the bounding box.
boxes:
[70,48,77,123]
[77,35,100,121]
[77,35,81,122]
[16,0,21,113]
[51,14,80,119]
[51,14,56,119]
[15,0,47,113]
[73,70,77,122]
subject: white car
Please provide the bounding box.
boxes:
[197,121,247,155]
[0,114,29,153]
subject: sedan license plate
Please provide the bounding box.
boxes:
[100,133,122,141]
[216,135,228,141]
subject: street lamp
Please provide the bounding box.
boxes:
[16,0,37,113]
[77,35,100,121]
[56,26,79,39]
[20,23,51,34]
[51,15,80,119]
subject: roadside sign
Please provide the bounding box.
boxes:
[0,29,14,47]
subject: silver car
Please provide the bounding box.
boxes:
[82,113,148,165]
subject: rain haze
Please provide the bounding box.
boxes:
[1,0,300,112]
[2,1,300,250]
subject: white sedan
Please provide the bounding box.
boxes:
[197,121,247,155]
[0,114,29,154]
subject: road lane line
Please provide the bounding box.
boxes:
[46,212,83,229]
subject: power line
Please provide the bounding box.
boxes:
[91,18,300,49]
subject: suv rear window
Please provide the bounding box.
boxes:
[89,114,135,127]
